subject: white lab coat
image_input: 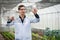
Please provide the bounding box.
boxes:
[7,16,40,40]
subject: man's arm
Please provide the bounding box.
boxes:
[6,16,14,26]
[30,13,40,23]
[30,8,40,23]
[34,13,39,18]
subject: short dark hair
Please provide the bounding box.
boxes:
[18,5,25,10]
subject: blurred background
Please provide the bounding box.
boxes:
[0,0,60,40]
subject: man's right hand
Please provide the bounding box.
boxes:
[7,16,14,23]
[10,16,14,21]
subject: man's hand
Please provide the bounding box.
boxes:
[7,16,14,23]
[10,16,14,21]
[32,8,38,14]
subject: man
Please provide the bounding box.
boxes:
[6,5,40,40]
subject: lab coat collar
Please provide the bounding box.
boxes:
[19,15,26,19]
[19,15,26,23]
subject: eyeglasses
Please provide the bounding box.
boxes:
[20,9,26,10]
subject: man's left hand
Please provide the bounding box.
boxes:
[32,8,38,14]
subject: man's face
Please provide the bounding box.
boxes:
[18,7,26,15]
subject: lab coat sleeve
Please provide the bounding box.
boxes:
[6,20,14,26]
[30,14,40,23]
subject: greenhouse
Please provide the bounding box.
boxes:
[0,0,60,40]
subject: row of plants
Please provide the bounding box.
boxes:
[0,32,14,40]
[0,31,60,40]
[32,33,56,40]
[32,30,60,40]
